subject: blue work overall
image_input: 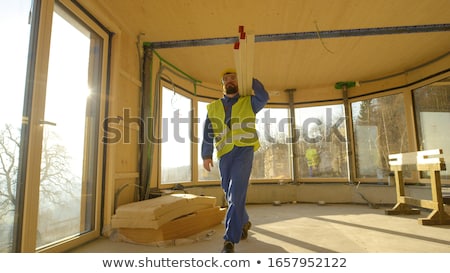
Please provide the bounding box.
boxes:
[201,78,269,244]
[219,145,254,243]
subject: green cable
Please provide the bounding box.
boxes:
[151,48,202,85]
[143,42,202,95]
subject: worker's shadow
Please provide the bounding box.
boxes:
[177,224,287,253]
[238,226,336,253]
[237,231,287,253]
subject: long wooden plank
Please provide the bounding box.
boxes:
[112,203,214,229]
[233,41,243,94]
[239,30,247,95]
[245,32,255,95]
[233,26,254,96]
[114,193,216,219]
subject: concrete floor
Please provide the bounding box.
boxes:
[70,203,450,253]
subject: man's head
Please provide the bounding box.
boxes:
[221,68,238,95]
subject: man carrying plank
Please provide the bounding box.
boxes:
[201,68,269,252]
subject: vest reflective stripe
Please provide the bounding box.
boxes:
[214,125,229,143]
[207,96,260,158]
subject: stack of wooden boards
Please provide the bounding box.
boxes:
[234,25,255,96]
[111,193,226,244]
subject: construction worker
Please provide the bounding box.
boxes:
[305,145,320,176]
[201,68,269,253]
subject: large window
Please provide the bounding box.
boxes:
[0,0,32,253]
[352,94,409,180]
[161,87,192,184]
[197,105,292,182]
[197,101,220,181]
[253,108,292,180]
[413,78,450,179]
[161,78,450,187]
[35,6,103,249]
[1,0,107,252]
[295,105,348,179]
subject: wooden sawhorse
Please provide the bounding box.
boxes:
[385,149,450,225]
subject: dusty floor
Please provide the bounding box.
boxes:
[69,203,450,253]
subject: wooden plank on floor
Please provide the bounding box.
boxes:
[118,206,226,244]
[111,203,215,229]
[112,193,216,224]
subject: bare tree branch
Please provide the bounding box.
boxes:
[0,124,78,222]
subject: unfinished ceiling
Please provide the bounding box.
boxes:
[86,0,450,93]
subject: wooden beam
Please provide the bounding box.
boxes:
[233,26,254,96]
[245,32,255,94]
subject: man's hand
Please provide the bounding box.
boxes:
[203,158,213,172]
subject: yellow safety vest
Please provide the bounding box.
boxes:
[207,96,260,158]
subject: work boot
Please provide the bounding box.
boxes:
[241,221,252,240]
[222,241,234,253]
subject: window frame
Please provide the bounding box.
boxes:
[14,0,110,253]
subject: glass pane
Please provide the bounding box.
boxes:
[198,101,220,181]
[0,0,32,253]
[413,78,450,179]
[37,8,102,248]
[161,87,192,184]
[295,105,348,178]
[253,108,292,180]
[352,94,409,180]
